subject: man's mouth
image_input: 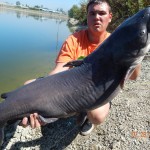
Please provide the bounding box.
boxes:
[94,23,101,27]
[94,22,101,26]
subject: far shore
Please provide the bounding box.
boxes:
[0,5,68,20]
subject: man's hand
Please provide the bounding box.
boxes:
[24,79,36,85]
[21,113,46,128]
[21,79,46,128]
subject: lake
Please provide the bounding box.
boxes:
[0,8,72,100]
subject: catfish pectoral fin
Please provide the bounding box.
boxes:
[39,115,58,124]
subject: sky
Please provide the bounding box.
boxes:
[1,0,81,11]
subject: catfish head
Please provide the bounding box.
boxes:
[111,7,150,66]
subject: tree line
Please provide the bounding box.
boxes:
[15,1,66,14]
[68,0,149,31]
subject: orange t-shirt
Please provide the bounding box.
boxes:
[56,29,110,63]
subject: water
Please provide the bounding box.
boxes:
[0,8,71,100]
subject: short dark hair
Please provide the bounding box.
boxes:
[86,0,112,13]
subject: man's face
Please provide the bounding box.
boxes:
[87,2,112,33]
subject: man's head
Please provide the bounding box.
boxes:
[87,0,112,34]
[86,0,112,13]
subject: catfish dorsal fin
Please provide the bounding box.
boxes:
[63,60,84,68]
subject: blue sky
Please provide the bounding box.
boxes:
[1,0,81,11]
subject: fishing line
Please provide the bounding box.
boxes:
[49,124,79,149]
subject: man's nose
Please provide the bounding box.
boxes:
[95,13,101,20]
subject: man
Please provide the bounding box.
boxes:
[21,0,141,136]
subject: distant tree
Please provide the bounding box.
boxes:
[16,1,21,6]
[78,1,87,25]
[34,5,40,9]
[68,1,87,25]
[59,8,66,14]
[108,0,150,31]
[68,5,80,19]
[33,5,42,10]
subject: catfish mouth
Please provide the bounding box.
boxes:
[136,7,150,55]
[145,7,150,32]
[148,14,150,32]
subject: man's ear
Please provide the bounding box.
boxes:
[109,13,113,23]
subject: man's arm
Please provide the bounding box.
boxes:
[49,62,69,75]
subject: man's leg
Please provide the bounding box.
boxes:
[80,102,111,136]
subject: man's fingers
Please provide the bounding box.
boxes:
[21,117,28,128]
[30,113,42,128]
[21,113,45,129]
[30,114,35,128]
[34,118,41,128]
[33,113,41,128]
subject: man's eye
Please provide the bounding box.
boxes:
[89,11,107,16]
[99,12,106,16]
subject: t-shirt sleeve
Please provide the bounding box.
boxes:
[56,35,77,63]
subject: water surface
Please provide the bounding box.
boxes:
[0,8,71,99]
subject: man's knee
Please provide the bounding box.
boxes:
[87,102,110,125]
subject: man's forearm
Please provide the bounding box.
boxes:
[49,62,69,75]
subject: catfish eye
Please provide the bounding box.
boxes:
[138,28,147,48]
[140,30,146,36]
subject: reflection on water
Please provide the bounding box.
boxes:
[0,8,71,100]
[14,10,68,22]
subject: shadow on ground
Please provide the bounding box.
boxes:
[2,116,79,150]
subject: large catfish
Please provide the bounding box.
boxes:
[0,7,150,145]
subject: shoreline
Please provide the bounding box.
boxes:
[0,5,68,20]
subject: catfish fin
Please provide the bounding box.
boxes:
[1,92,9,99]
[63,60,84,67]
[120,66,137,89]
[120,79,125,89]
[39,115,58,124]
